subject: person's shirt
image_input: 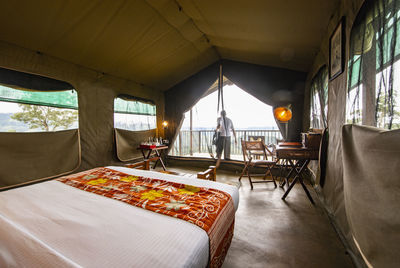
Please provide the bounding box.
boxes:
[217,116,234,137]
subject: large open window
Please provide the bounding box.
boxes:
[0,68,78,132]
[114,95,156,131]
[170,80,282,159]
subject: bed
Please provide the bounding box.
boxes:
[0,166,239,268]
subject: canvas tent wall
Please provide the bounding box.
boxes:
[304,0,400,267]
[0,41,164,182]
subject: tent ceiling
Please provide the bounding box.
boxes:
[0,0,339,90]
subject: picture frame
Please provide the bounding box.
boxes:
[329,17,345,80]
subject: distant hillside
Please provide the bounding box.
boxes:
[0,113,29,132]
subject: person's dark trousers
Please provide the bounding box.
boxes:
[216,136,231,159]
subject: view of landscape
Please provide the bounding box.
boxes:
[181,84,279,131]
[170,83,282,158]
[0,101,78,132]
[114,113,156,131]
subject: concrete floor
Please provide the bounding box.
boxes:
[162,164,354,268]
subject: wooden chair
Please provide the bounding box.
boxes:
[197,166,216,181]
[248,136,266,160]
[248,136,265,142]
[239,139,277,189]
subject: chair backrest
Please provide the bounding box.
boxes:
[248,135,265,143]
[241,139,268,161]
[252,135,278,157]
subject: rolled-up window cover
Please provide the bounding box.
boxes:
[114,94,156,116]
[0,68,77,109]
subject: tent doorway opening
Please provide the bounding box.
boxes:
[169,78,282,160]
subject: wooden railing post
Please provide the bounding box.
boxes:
[199,131,201,154]
[179,131,182,156]
[172,129,282,157]
[190,110,193,156]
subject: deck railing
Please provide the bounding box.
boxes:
[169,129,282,157]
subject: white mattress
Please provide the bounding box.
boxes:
[0,166,239,268]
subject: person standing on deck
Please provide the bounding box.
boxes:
[216,110,237,167]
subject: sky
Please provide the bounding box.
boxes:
[0,101,22,113]
[182,84,278,130]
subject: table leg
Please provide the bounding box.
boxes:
[281,160,314,204]
[140,149,147,159]
[298,176,315,204]
[280,159,297,188]
[146,150,153,159]
[153,149,167,171]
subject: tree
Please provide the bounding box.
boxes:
[11,104,78,131]
[376,89,400,129]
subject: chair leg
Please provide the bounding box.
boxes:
[270,166,277,188]
[264,167,277,188]
[247,167,254,190]
[271,168,277,188]
[238,163,248,182]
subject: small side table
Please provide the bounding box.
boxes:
[137,145,168,171]
[276,145,319,204]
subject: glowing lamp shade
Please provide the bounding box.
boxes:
[274,107,292,122]
[162,121,168,128]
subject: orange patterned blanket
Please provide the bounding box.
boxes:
[57,167,235,267]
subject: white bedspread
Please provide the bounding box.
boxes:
[0,166,239,268]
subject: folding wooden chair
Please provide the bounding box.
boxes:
[238,139,277,189]
[248,136,265,160]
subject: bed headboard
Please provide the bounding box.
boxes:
[0,129,81,190]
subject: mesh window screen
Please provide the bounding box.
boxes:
[310,66,328,129]
[114,95,156,131]
[0,69,78,132]
[0,84,78,109]
[347,0,400,129]
[114,95,156,116]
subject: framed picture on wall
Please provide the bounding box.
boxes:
[329,17,345,80]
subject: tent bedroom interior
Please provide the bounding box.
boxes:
[0,0,399,267]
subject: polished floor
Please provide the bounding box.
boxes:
[162,164,354,268]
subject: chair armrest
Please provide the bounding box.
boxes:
[197,166,216,181]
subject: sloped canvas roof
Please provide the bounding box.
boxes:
[0,0,339,90]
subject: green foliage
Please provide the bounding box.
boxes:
[376,89,400,129]
[11,104,78,131]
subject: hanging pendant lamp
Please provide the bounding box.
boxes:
[274,106,292,122]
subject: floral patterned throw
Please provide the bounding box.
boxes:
[57,167,235,268]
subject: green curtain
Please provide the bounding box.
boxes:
[310,65,328,129]
[347,0,400,129]
[114,95,156,116]
[0,84,78,109]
